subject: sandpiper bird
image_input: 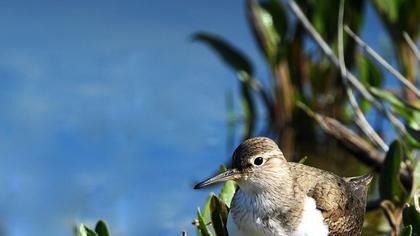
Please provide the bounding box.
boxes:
[194,137,372,236]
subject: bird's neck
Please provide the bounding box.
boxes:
[232,173,306,233]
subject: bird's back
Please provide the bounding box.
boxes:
[289,163,372,235]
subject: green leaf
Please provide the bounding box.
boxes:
[407,126,420,142]
[409,112,420,130]
[403,204,420,235]
[358,56,383,88]
[373,0,400,22]
[193,33,254,75]
[202,194,213,223]
[405,125,420,148]
[210,195,229,236]
[95,220,110,236]
[370,88,410,117]
[379,140,408,205]
[370,88,420,124]
[399,225,413,236]
[261,0,288,40]
[298,156,308,164]
[247,0,281,63]
[218,165,237,208]
[77,225,99,236]
[197,208,212,236]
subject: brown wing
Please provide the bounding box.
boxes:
[289,163,368,236]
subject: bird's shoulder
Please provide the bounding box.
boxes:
[288,162,369,235]
[289,162,349,212]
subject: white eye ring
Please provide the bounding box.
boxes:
[253,157,264,166]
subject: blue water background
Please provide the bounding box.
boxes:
[0,1,397,235]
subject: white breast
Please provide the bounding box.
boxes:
[293,197,329,236]
[227,212,281,236]
[227,196,328,236]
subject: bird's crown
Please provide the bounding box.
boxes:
[232,137,285,170]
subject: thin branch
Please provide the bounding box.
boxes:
[337,0,388,151]
[298,103,412,189]
[287,0,407,137]
[403,32,420,64]
[345,26,420,99]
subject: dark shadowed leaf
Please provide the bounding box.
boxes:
[210,195,229,236]
[358,56,383,88]
[403,204,420,235]
[373,0,400,23]
[261,0,288,39]
[379,140,408,205]
[398,225,413,236]
[405,125,420,148]
[197,208,212,236]
[95,220,110,236]
[407,126,420,142]
[193,33,254,75]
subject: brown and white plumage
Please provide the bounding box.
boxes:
[194,137,372,236]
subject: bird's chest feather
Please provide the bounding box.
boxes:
[228,191,328,236]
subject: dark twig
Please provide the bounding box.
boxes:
[298,103,412,189]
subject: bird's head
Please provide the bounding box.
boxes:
[194,137,290,193]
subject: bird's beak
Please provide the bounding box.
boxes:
[194,168,240,189]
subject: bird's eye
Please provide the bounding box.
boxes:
[253,157,264,166]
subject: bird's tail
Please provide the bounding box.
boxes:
[345,172,374,205]
[347,172,374,186]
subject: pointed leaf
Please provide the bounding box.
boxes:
[95,220,110,236]
[197,208,211,236]
[379,140,408,205]
[202,194,213,222]
[371,88,420,113]
[370,87,413,119]
[247,0,280,63]
[77,225,98,236]
[210,195,229,236]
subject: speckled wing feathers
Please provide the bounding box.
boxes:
[289,163,371,236]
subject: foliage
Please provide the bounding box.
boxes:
[76,220,111,236]
[192,0,420,235]
[194,170,236,236]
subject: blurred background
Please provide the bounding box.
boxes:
[0,0,418,236]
